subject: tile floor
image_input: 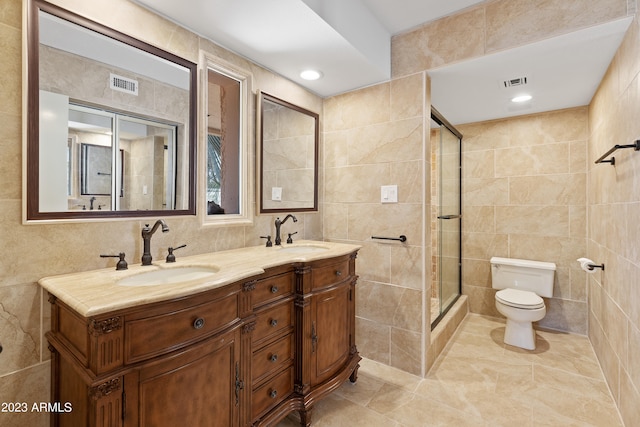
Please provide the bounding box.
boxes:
[277,314,623,426]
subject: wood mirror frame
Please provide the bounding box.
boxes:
[257,91,319,214]
[24,0,197,221]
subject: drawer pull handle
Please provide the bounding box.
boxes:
[193,317,205,330]
[270,319,278,327]
[270,354,278,362]
[269,389,278,399]
[335,270,342,276]
[270,285,279,293]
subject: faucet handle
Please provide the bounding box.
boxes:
[100,253,128,270]
[166,244,187,263]
[260,235,273,247]
[286,232,298,244]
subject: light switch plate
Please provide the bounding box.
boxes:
[272,187,282,201]
[381,185,398,203]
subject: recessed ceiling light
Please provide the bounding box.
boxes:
[300,70,322,81]
[511,94,532,103]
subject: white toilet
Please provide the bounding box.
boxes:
[490,257,556,350]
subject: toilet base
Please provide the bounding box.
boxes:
[503,319,536,350]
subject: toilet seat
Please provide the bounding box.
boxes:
[495,288,545,310]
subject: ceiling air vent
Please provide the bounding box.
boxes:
[110,73,138,96]
[503,76,527,88]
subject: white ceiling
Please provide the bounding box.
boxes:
[133,0,632,124]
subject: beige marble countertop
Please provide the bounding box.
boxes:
[39,241,360,317]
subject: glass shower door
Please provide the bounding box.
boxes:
[432,108,462,328]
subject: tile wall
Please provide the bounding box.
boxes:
[588,12,640,426]
[323,74,430,375]
[457,108,589,334]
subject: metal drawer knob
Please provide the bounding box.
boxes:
[270,319,278,327]
[270,286,279,293]
[269,389,278,399]
[335,270,342,276]
[193,317,205,329]
[270,354,278,362]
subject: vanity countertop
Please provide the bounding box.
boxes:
[39,241,361,317]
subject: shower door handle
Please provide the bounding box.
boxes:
[437,214,461,220]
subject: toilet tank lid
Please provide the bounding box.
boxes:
[490,257,556,271]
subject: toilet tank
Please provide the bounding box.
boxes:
[490,257,556,298]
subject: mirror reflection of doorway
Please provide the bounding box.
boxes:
[68,104,177,211]
[431,107,462,329]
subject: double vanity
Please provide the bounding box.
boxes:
[40,241,361,427]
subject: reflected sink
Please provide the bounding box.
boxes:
[278,245,329,254]
[117,266,219,287]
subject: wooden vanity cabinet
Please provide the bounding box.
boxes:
[46,250,359,427]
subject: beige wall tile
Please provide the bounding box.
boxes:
[495,205,570,236]
[356,317,390,365]
[463,150,495,179]
[390,245,423,291]
[538,298,587,334]
[323,83,390,132]
[619,368,640,426]
[390,161,424,204]
[0,22,21,117]
[390,73,424,121]
[0,284,42,375]
[463,178,509,206]
[323,131,351,168]
[355,242,391,284]
[509,174,586,206]
[462,206,495,234]
[391,8,485,77]
[485,0,628,53]
[589,311,620,402]
[390,328,422,375]
[0,362,50,427]
[495,143,570,177]
[348,203,422,243]
[347,118,423,165]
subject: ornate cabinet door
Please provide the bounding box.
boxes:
[124,327,243,427]
[310,282,351,387]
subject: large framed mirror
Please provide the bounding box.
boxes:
[24,0,197,221]
[257,92,319,213]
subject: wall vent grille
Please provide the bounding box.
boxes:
[503,77,527,87]
[110,73,138,95]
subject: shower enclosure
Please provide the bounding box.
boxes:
[430,107,462,329]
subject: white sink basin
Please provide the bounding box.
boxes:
[117,266,219,287]
[278,245,329,254]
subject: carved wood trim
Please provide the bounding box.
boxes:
[89,317,122,336]
[89,378,121,400]
[47,293,57,304]
[243,280,257,292]
[294,266,311,275]
[294,295,309,308]
[242,321,256,334]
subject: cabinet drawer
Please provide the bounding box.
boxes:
[252,334,294,383]
[253,302,293,344]
[311,259,351,289]
[252,273,293,308]
[124,292,239,363]
[252,366,293,419]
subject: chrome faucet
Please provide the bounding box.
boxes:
[274,215,297,245]
[141,220,169,265]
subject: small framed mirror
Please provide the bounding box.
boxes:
[24,0,196,221]
[257,92,319,213]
